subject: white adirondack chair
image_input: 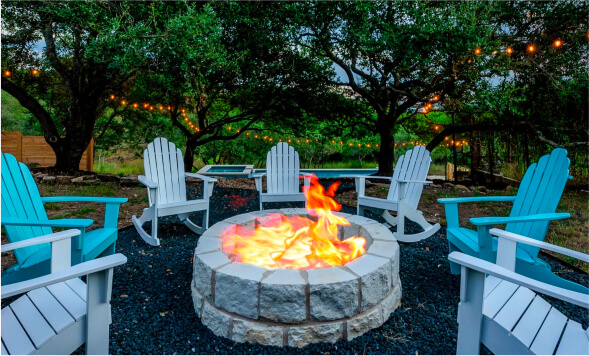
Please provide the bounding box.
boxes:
[355,146,440,242]
[1,229,127,355]
[449,228,589,355]
[132,137,217,246]
[253,142,311,210]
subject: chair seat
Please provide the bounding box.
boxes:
[19,228,117,269]
[447,227,536,264]
[157,199,209,216]
[1,278,87,355]
[481,278,589,355]
[357,196,398,211]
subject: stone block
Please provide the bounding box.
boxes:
[194,236,222,255]
[231,318,283,347]
[203,221,236,237]
[381,284,402,320]
[280,208,307,217]
[347,307,383,341]
[260,270,306,323]
[339,223,360,242]
[346,215,378,226]
[215,263,265,319]
[254,212,284,228]
[288,323,343,348]
[308,267,358,321]
[193,251,231,300]
[367,240,399,260]
[346,254,391,311]
[191,282,205,317]
[224,213,256,230]
[201,302,231,338]
[359,222,395,242]
[391,245,400,287]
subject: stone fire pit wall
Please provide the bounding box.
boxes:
[191,208,402,348]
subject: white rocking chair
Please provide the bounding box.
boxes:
[1,229,127,355]
[450,228,589,355]
[355,145,440,242]
[133,137,217,246]
[253,142,311,210]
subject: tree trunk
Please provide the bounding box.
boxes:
[488,133,495,185]
[376,120,395,176]
[53,140,87,171]
[470,131,481,184]
[184,142,196,172]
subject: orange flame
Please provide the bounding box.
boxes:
[221,175,367,269]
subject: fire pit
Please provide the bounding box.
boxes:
[191,179,401,347]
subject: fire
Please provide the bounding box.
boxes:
[221,175,367,269]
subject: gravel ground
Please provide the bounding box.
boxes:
[27,181,588,354]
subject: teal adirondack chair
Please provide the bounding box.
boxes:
[438,148,586,294]
[1,152,127,285]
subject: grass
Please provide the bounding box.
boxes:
[94,159,144,176]
[321,160,379,169]
[429,163,445,176]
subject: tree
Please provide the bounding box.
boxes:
[276,1,501,175]
[1,1,171,171]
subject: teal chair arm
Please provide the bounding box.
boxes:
[41,196,127,229]
[2,216,93,228]
[41,196,128,204]
[470,213,570,226]
[437,196,517,204]
[438,196,517,229]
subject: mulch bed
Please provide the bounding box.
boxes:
[94,182,588,355]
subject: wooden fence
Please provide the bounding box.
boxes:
[1,132,94,171]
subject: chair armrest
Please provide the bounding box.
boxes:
[437,196,517,204]
[42,196,128,204]
[470,212,570,226]
[253,173,266,192]
[1,254,127,299]
[1,217,93,229]
[491,228,589,263]
[185,172,218,183]
[1,229,80,253]
[353,175,392,180]
[138,175,159,189]
[448,251,588,309]
[397,180,432,184]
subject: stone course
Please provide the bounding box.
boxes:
[193,211,401,347]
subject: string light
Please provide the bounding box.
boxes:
[506,47,513,54]
[4,70,11,77]
[474,48,481,55]
[32,69,39,75]
[133,103,138,108]
[121,100,127,105]
[110,94,115,100]
[527,44,535,53]
[553,39,562,48]
[433,95,439,101]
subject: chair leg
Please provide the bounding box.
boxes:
[132,206,160,246]
[393,200,440,243]
[448,242,462,275]
[203,209,209,230]
[358,204,365,216]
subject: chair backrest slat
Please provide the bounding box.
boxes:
[266,143,300,194]
[1,152,51,265]
[387,146,432,209]
[144,138,187,205]
[506,148,570,258]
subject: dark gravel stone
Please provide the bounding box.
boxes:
[53,181,587,354]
